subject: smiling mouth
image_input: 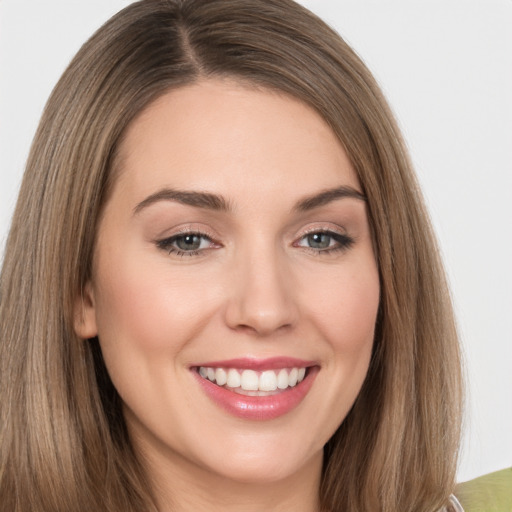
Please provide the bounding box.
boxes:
[193,360,318,420]
[197,366,308,396]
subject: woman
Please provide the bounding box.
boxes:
[0,0,463,510]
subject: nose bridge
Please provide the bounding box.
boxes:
[224,235,297,335]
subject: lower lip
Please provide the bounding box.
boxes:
[193,367,318,420]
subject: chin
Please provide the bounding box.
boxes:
[196,436,324,486]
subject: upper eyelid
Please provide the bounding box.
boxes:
[155,224,218,241]
[154,223,352,244]
[294,223,349,239]
[299,226,344,235]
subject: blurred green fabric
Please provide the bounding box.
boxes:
[456,467,512,512]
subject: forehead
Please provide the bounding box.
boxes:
[113,79,360,207]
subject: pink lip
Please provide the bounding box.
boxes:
[191,358,319,421]
[193,356,317,371]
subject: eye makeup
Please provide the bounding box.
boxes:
[155,225,355,259]
[156,231,219,257]
[294,229,354,255]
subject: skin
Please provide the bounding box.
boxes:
[75,79,380,512]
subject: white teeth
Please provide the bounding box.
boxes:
[198,366,309,392]
[226,368,241,388]
[240,369,259,391]
[259,370,278,391]
[215,368,227,386]
[277,369,289,389]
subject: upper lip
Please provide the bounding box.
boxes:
[192,356,317,371]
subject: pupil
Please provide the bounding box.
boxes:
[177,235,201,251]
[308,233,331,249]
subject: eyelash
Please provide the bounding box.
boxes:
[294,229,354,255]
[156,229,354,257]
[156,231,217,257]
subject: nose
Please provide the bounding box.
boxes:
[224,244,299,336]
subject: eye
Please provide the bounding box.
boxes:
[302,232,334,250]
[156,232,217,256]
[295,230,354,253]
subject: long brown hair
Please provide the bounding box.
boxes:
[0,1,462,510]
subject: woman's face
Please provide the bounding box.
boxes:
[76,80,380,486]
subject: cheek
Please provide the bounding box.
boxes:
[307,260,380,355]
[92,250,217,359]
[294,258,379,444]
[90,250,224,419]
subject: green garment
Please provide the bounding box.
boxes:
[456,467,512,512]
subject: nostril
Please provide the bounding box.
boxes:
[223,260,299,335]
[231,319,294,337]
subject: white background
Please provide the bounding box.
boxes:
[0,0,510,482]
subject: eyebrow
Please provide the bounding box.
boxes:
[133,185,366,216]
[133,188,231,215]
[294,186,366,211]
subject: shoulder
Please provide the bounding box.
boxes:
[455,467,512,512]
